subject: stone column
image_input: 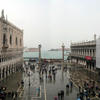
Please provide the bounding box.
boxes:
[1,68,3,80]
[94,49,96,57]
[87,62,89,68]
[14,65,16,73]
[38,44,41,68]
[10,66,12,74]
[4,67,6,78]
[91,49,92,57]
[82,49,83,55]
[90,63,91,70]
[0,69,2,80]
[62,43,65,70]
[12,65,14,73]
[85,49,87,56]
[92,49,94,57]
[89,49,91,56]
[5,67,8,77]
[84,49,86,56]
[2,56,3,62]
[1,57,2,62]
[77,50,79,55]
[14,64,16,72]
[9,67,11,75]
[83,49,84,55]
[88,49,89,56]
[7,66,9,76]
[86,49,88,56]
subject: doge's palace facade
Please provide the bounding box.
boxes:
[0,10,23,80]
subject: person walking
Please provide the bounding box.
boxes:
[61,90,64,100]
[58,92,61,100]
[86,96,90,100]
[70,81,73,89]
[54,96,58,100]
[77,97,81,100]
[78,86,81,93]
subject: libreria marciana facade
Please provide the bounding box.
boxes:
[0,10,23,80]
[70,35,96,70]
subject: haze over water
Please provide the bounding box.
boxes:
[23,51,69,60]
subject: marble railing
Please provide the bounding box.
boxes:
[0,57,23,67]
[71,40,96,47]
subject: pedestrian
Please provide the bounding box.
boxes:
[60,90,64,100]
[15,91,17,98]
[80,92,84,100]
[58,92,61,100]
[46,74,47,79]
[92,90,96,97]
[66,84,69,89]
[86,96,90,100]
[54,96,58,100]
[17,82,20,87]
[78,86,81,93]
[8,92,11,97]
[77,97,81,100]
[85,90,88,99]
[49,74,52,80]
[98,92,100,98]
[12,91,14,98]
[70,81,73,88]
[96,85,99,91]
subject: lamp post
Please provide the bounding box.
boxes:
[62,43,65,70]
[29,72,30,86]
[28,65,30,86]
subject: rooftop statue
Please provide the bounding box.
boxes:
[1,9,5,19]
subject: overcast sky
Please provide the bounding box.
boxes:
[0,0,100,50]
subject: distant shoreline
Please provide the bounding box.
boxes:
[24,51,39,52]
[48,49,70,52]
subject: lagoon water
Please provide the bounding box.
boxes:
[23,51,69,60]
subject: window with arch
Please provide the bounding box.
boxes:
[10,35,12,45]
[3,34,6,45]
[16,37,18,45]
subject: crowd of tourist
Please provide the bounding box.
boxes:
[76,80,100,100]
[0,86,18,100]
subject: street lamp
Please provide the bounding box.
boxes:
[28,65,31,87]
[28,71,30,86]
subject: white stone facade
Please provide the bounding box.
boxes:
[0,10,23,80]
[70,40,96,70]
[96,37,100,69]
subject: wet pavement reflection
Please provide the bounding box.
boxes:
[0,71,22,100]
[1,64,79,100]
[21,64,79,100]
[45,68,78,100]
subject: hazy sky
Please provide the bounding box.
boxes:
[0,0,100,50]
